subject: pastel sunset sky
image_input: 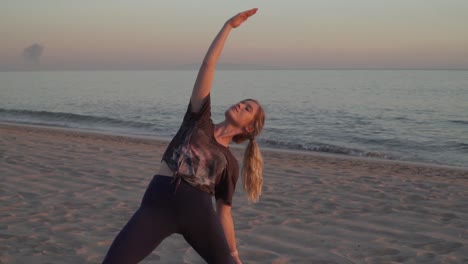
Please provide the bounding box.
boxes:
[2,0,467,70]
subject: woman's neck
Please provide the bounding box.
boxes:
[214,121,242,147]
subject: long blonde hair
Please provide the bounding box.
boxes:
[233,99,265,203]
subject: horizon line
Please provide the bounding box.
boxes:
[2,68,467,72]
[1,63,467,72]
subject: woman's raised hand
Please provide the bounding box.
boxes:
[227,8,258,28]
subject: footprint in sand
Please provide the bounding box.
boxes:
[413,240,463,255]
[439,212,459,223]
[372,247,400,256]
[402,193,426,202]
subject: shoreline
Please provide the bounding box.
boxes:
[2,121,466,172]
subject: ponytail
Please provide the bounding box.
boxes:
[232,99,265,203]
[242,139,263,203]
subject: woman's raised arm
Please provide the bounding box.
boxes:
[190,8,258,112]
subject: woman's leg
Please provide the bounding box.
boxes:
[176,182,234,264]
[182,210,235,264]
[102,176,178,264]
[102,205,173,264]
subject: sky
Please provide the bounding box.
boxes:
[1,0,468,71]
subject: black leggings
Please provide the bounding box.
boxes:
[102,175,234,264]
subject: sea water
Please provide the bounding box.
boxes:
[1,70,467,168]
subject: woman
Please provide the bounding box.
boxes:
[102,8,265,264]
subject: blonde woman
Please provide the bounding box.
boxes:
[103,8,265,264]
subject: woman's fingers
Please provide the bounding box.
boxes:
[229,8,258,28]
[245,8,258,17]
[241,8,258,19]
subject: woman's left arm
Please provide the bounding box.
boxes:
[217,200,242,264]
[190,8,258,113]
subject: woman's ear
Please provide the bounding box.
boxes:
[244,126,254,134]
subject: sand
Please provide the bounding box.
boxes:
[1,122,467,264]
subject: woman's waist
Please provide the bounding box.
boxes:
[158,160,175,177]
[158,160,196,179]
[158,160,198,179]
[157,161,215,195]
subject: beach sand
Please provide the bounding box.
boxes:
[1,122,467,264]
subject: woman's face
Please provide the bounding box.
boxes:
[225,99,260,132]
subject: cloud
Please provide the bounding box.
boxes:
[22,43,44,63]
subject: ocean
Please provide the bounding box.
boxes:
[1,70,467,168]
